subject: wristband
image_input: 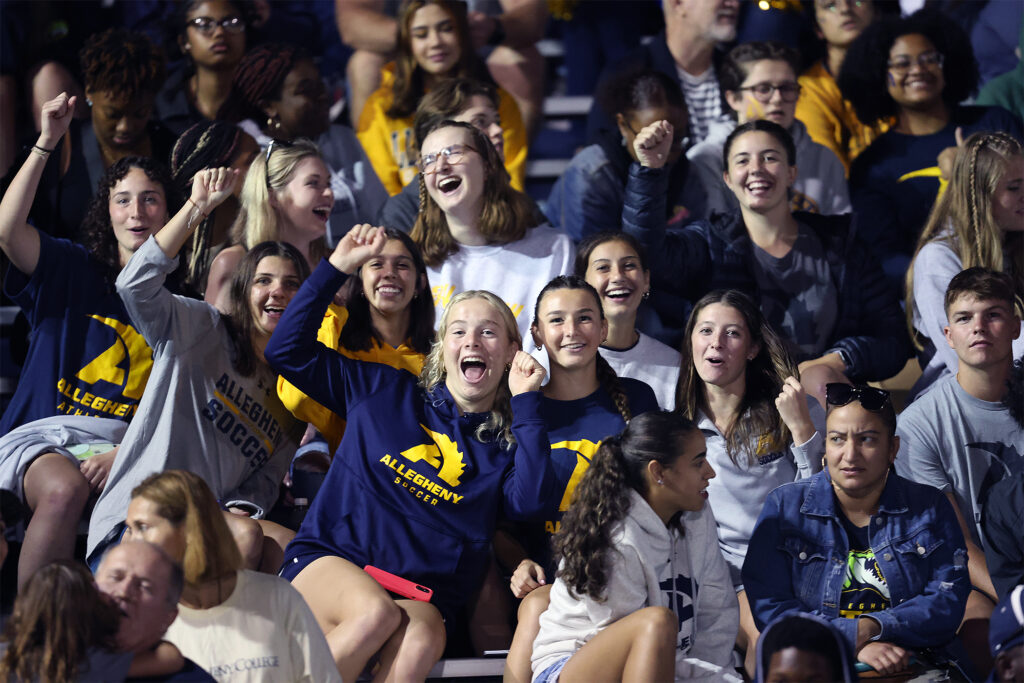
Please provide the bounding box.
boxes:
[33,144,55,154]
[187,197,209,220]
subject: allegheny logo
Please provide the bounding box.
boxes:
[401,425,467,487]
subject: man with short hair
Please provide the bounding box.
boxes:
[896,267,1024,674]
[96,541,213,681]
[587,0,740,144]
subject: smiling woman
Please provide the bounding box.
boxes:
[263,223,556,680]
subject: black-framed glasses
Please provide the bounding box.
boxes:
[419,144,477,174]
[187,16,245,35]
[624,122,690,152]
[737,82,802,103]
[887,51,943,74]
[264,139,293,190]
[825,383,891,411]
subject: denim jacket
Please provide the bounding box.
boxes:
[741,470,969,652]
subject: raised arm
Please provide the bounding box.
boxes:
[154,167,238,259]
[0,92,75,276]
[502,351,557,520]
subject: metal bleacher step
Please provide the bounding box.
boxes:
[426,656,505,680]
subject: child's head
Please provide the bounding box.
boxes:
[759,613,853,682]
[0,560,122,683]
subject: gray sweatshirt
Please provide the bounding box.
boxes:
[88,237,301,556]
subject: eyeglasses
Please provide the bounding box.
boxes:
[818,0,866,13]
[419,144,477,174]
[887,51,943,74]
[825,383,891,411]
[737,82,802,103]
[624,122,691,152]
[187,16,245,35]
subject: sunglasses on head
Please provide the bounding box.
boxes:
[264,139,294,190]
[825,383,891,411]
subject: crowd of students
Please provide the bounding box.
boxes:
[0,0,1022,681]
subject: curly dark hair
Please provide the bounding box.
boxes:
[837,8,979,125]
[337,228,435,355]
[553,411,700,600]
[596,66,687,120]
[80,156,183,284]
[79,28,166,98]
[218,43,312,124]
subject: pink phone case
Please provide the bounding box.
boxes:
[363,565,434,602]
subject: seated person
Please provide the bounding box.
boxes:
[356,0,526,194]
[625,119,909,400]
[904,132,1024,399]
[220,43,387,245]
[897,267,1024,672]
[743,383,971,675]
[756,613,857,683]
[841,9,1023,288]
[688,41,849,216]
[377,77,531,232]
[546,67,707,245]
[795,0,895,173]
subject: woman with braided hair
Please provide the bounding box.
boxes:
[170,120,259,294]
[905,131,1024,399]
[530,411,738,682]
[220,43,387,245]
[502,275,658,683]
[412,120,571,350]
[29,27,175,241]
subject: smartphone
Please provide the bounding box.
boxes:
[364,565,434,602]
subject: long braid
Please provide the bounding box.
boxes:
[966,138,983,268]
[596,353,632,423]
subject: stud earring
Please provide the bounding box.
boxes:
[657,479,664,486]
[642,289,650,300]
[86,98,93,107]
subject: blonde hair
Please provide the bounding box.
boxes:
[131,470,242,585]
[230,138,329,262]
[906,132,1024,348]
[419,290,521,447]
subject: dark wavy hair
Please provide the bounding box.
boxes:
[387,0,491,119]
[337,228,435,354]
[837,8,979,125]
[81,156,183,283]
[225,240,310,375]
[676,290,799,465]
[532,275,632,423]
[411,120,538,267]
[723,119,797,170]
[596,66,687,120]
[573,231,649,278]
[553,411,700,600]
[0,560,121,683]
[79,28,166,98]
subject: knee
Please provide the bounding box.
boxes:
[407,605,447,657]
[637,606,678,642]
[228,515,264,567]
[31,465,89,514]
[353,593,404,641]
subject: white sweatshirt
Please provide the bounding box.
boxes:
[532,491,740,681]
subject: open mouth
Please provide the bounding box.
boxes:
[746,179,773,195]
[605,287,633,303]
[461,356,486,382]
[263,305,285,320]
[438,176,462,194]
[312,206,331,221]
[376,284,402,299]
[705,356,724,366]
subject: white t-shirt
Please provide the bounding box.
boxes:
[600,332,681,410]
[427,224,574,352]
[164,570,341,683]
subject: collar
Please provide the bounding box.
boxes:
[800,470,910,519]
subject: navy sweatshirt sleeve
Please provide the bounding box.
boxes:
[502,392,557,521]
[264,258,407,419]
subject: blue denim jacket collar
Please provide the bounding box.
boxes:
[799,470,911,520]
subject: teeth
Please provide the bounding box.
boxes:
[438,177,461,192]
[606,289,631,298]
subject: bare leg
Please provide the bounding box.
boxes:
[347,50,387,128]
[486,45,544,142]
[959,590,994,677]
[736,589,760,679]
[558,606,676,682]
[504,583,551,683]
[20,452,90,590]
[255,518,294,574]
[222,511,263,570]
[291,555,403,680]
[374,599,446,682]
[470,554,514,654]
